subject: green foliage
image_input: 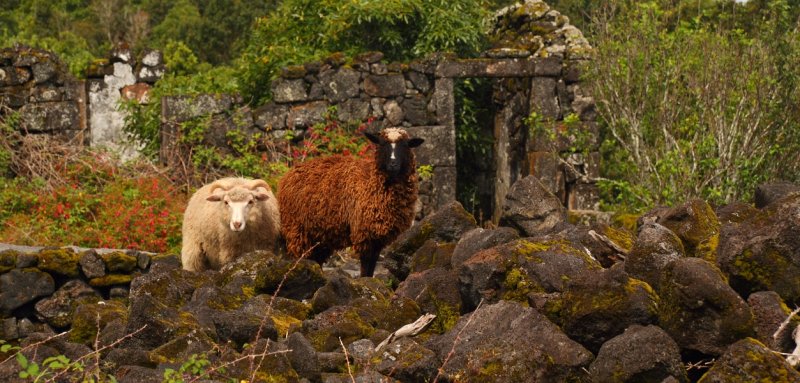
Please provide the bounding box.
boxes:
[288,107,374,162]
[0,152,186,254]
[587,0,800,211]
[455,78,494,223]
[163,353,223,383]
[417,164,434,181]
[239,0,491,103]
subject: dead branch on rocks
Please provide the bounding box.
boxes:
[375,313,437,352]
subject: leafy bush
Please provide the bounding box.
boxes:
[587,0,800,211]
[0,149,185,254]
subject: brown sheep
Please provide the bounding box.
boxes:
[278,127,424,277]
[181,177,281,271]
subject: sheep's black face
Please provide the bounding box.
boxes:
[366,130,424,181]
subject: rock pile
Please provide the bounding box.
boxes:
[2,180,800,382]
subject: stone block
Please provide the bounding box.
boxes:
[533,56,563,76]
[253,103,288,131]
[31,61,57,84]
[383,99,404,126]
[0,66,31,86]
[28,86,65,103]
[337,98,370,122]
[137,65,165,83]
[18,101,79,133]
[568,182,599,210]
[140,49,163,67]
[530,76,559,119]
[407,71,431,93]
[272,78,308,103]
[528,151,562,196]
[431,165,457,209]
[161,94,236,122]
[287,101,328,130]
[404,125,455,167]
[363,74,406,97]
[401,94,430,126]
[318,67,360,103]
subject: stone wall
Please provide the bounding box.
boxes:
[0,46,86,143]
[0,244,157,340]
[86,43,164,160]
[0,43,163,160]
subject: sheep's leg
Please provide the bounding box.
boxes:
[182,246,206,272]
[357,243,382,277]
[310,246,333,265]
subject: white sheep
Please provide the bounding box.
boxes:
[181,177,281,271]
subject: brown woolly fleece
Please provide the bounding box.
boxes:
[278,153,418,276]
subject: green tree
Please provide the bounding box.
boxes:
[238,0,491,103]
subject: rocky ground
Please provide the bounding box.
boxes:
[1,177,800,382]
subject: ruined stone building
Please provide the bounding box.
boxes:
[0,0,599,221]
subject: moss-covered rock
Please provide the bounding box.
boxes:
[148,331,216,365]
[554,265,659,353]
[625,222,685,291]
[89,273,134,287]
[458,236,601,311]
[396,267,462,334]
[657,199,720,263]
[717,193,800,302]
[588,324,689,383]
[37,248,80,277]
[698,338,800,382]
[100,251,138,273]
[375,337,438,382]
[34,279,101,328]
[427,300,592,383]
[302,305,376,352]
[0,250,18,273]
[220,250,325,301]
[70,299,128,344]
[384,201,477,280]
[0,267,55,315]
[408,240,455,274]
[658,258,754,356]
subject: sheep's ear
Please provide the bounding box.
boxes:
[254,188,271,201]
[364,132,381,144]
[206,194,223,202]
[408,137,424,148]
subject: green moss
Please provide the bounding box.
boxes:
[37,248,79,277]
[501,267,539,304]
[602,225,634,253]
[271,313,302,335]
[0,250,17,273]
[89,273,134,287]
[70,300,128,344]
[612,213,639,233]
[476,360,504,379]
[429,298,461,334]
[100,251,138,273]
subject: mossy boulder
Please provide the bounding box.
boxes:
[554,265,659,353]
[0,250,18,273]
[37,247,80,277]
[458,236,601,311]
[310,272,394,313]
[302,305,376,352]
[426,300,592,383]
[754,181,800,209]
[715,201,758,225]
[0,268,55,315]
[658,258,755,356]
[717,193,800,302]
[747,291,800,352]
[129,261,211,308]
[624,222,685,291]
[384,201,477,280]
[220,250,325,300]
[588,324,688,383]
[408,240,455,274]
[451,227,519,269]
[396,267,462,333]
[34,279,101,328]
[70,299,128,344]
[499,175,568,237]
[655,199,720,263]
[698,338,800,382]
[100,251,138,273]
[148,331,216,365]
[375,338,438,382]
[89,273,134,287]
[124,294,203,349]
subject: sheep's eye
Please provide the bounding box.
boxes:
[224,201,229,205]
[248,200,254,205]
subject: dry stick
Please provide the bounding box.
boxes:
[432,298,485,383]
[774,306,800,342]
[339,337,356,383]
[44,325,148,383]
[247,244,318,382]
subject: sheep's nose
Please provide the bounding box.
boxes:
[232,221,242,229]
